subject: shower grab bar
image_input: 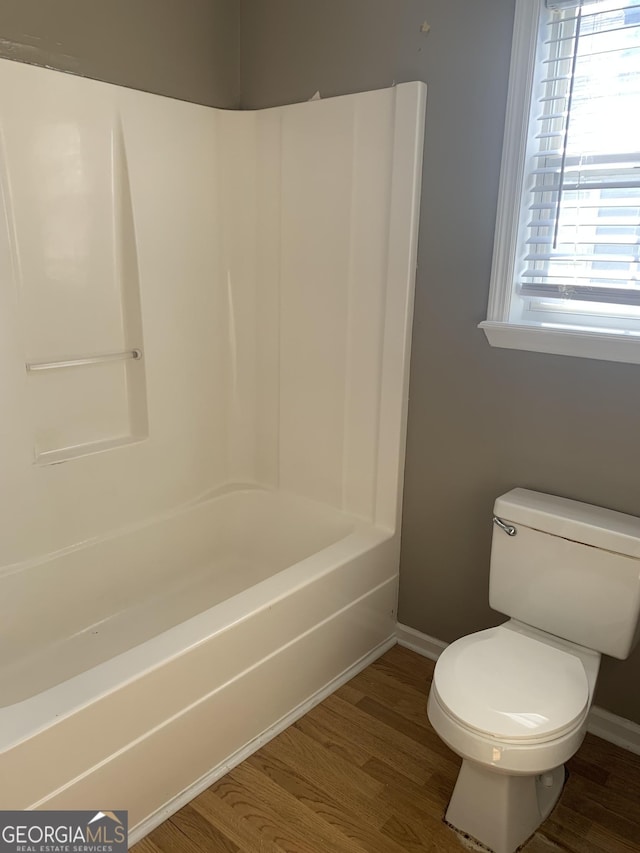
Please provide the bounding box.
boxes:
[26,348,142,372]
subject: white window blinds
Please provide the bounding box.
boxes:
[519,0,640,312]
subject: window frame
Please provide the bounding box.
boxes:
[480,0,640,365]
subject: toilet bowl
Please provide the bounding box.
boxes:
[427,621,600,853]
[426,488,640,853]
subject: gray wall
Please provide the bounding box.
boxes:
[0,0,240,107]
[241,0,640,724]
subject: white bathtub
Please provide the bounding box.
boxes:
[0,486,398,836]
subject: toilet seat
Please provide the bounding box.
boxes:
[433,626,590,743]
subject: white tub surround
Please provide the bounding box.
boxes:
[0,58,426,835]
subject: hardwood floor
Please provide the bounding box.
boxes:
[132,645,640,852]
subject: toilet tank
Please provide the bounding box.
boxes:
[489,488,640,659]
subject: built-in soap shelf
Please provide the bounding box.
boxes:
[25,348,147,465]
[27,346,148,466]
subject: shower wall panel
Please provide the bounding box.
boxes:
[0,60,228,566]
[227,86,425,528]
[0,63,146,463]
[0,57,425,568]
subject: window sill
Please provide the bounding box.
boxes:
[479,321,640,365]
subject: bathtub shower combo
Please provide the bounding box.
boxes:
[0,59,425,838]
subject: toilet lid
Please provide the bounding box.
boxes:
[433,626,590,741]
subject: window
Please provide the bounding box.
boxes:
[481,0,640,363]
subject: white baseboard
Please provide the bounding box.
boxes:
[587,706,640,756]
[396,622,447,660]
[127,635,395,847]
[395,622,640,757]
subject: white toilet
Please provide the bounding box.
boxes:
[427,488,640,853]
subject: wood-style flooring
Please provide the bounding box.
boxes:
[132,645,640,852]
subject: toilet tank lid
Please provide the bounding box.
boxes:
[494,489,640,559]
